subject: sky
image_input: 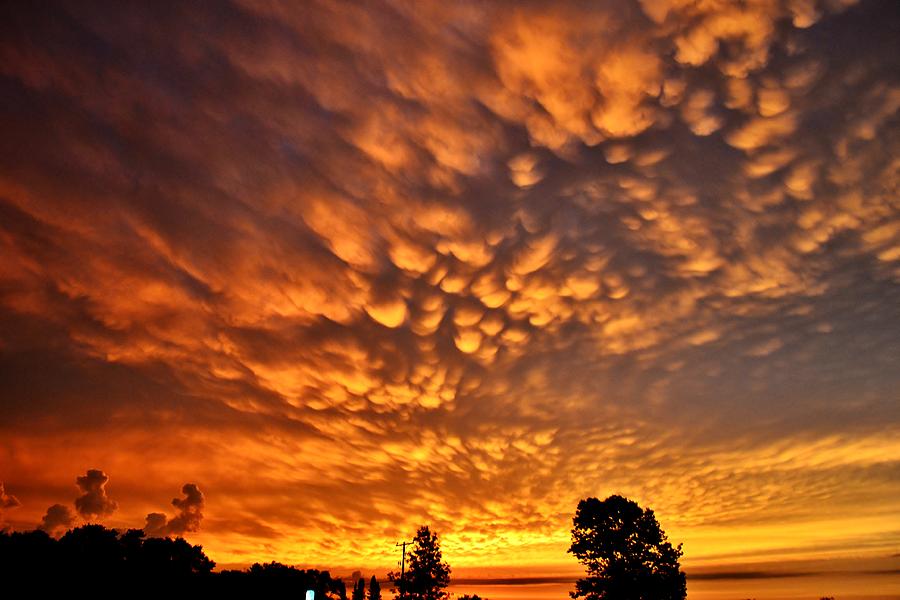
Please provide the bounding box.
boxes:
[0,0,898,584]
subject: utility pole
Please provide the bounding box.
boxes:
[395,540,410,599]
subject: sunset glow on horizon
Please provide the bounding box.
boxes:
[1,0,898,592]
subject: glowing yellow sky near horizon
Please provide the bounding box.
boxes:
[0,0,899,580]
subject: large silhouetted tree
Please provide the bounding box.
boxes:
[568,495,686,600]
[389,526,451,600]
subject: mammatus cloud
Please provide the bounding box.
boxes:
[38,504,76,536]
[74,469,118,521]
[145,484,205,536]
[0,0,897,574]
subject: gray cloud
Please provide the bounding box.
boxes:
[74,469,117,521]
[38,503,75,536]
[144,512,169,537]
[145,484,205,536]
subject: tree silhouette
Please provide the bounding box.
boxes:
[59,523,125,574]
[227,561,343,597]
[568,495,686,600]
[0,524,367,597]
[0,524,216,592]
[368,575,382,600]
[389,526,451,600]
[353,576,366,600]
[221,561,345,597]
[140,535,215,576]
[333,576,348,600]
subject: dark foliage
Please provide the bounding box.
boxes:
[369,575,382,600]
[0,524,213,585]
[569,495,686,600]
[0,525,343,597]
[389,526,451,600]
[333,575,349,600]
[353,576,367,600]
[220,561,347,598]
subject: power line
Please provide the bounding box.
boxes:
[395,540,411,598]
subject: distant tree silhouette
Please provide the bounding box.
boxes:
[568,495,686,600]
[119,527,146,565]
[333,576,348,600]
[369,575,382,600]
[457,595,487,600]
[0,528,56,577]
[140,535,215,576]
[0,522,386,600]
[353,576,366,600]
[389,526,451,600]
[224,561,344,597]
[0,524,365,597]
[0,524,215,593]
[59,522,124,574]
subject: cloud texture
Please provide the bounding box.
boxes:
[0,0,898,573]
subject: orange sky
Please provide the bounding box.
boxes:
[0,0,899,584]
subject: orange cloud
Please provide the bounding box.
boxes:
[0,0,898,583]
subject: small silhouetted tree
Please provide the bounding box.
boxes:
[332,576,348,600]
[389,526,451,600]
[369,575,381,600]
[568,495,686,600]
[353,576,366,600]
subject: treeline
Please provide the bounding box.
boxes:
[0,524,356,597]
